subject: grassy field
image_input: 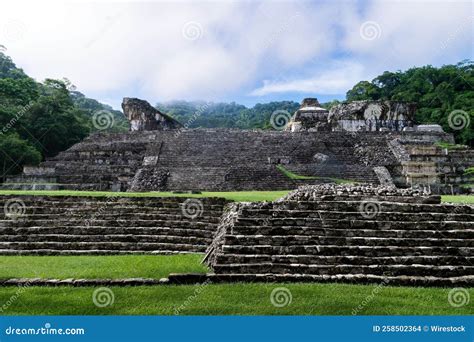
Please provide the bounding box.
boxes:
[276,165,354,184]
[440,195,474,204]
[0,193,472,315]
[0,189,473,203]
[0,255,207,280]
[0,190,290,202]
[0,255,472,315]
[0,283,471,315]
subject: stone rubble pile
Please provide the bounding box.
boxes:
[280,184,434,201]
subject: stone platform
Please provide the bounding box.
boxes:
[4,129,468,193]
[0,196,229,255]
[203,184,474,286]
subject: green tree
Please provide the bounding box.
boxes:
[0,133,41,179]
[346,61,473,145]
[20,80,90,157]
[346,81,380,100]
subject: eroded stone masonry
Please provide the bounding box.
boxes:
[122,97,182,131]
[202,184,473,286]
[1,184,472,286]
[0,196,229,255]
[4,97,472,194]
[0,97,472,285]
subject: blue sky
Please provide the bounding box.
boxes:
[1,0,472,109]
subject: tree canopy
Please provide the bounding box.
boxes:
[156,100,300,130]
[0,52,128,180]
[346,61,473,145]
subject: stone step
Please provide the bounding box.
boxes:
[171,273,474,287]
[0,278,162,287]
[223,235,473,248]
[10,130,450,192]
[235,212,474,224]
[2,203,227,211]
[0,198,228,206]
[0,183,62,191]
[215,254,473,266]
[0,249,196,255]
[0,204,224,212]
[325,220,474,230]
[0,183,118,191]
[212,263,473,277]
[0,241,207,252]
[0,234,212,244]
[320,211,474,221]
[279,195,443,204]
[0,226,215,237]
[231,226,474,238]
[251,201,473,214]
[12,204,225,212]
[234,217,473,228]
[0,219,217,229]
[46,160,142,167]
[221,244,473,257]
[0,212,222,222]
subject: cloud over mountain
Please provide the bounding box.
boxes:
[0,0,471,107]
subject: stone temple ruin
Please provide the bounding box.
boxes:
[122,97,182,131]
[3,97,473,194]
[200,184,473,286]
[286,98,416,132]
[0,97,472,286]
[0,184,472,286]
[287,98,459,135]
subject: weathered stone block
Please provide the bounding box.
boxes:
[328,101,416,132]
[122,97,182,132]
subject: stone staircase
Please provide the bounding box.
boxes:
[129,130,383,191]
[1,132,152,191]
[0,196,228,255]
[204,185,474,286]
[2,130,386,191]
[396,139,474,194]
[3,128,469,193]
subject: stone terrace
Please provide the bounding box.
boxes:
[203,184,474,286]
[0,196,229,255]
[3,129,456,192]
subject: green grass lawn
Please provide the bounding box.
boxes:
[0,190,290,202]
[0,255,207,280]
[1,189,472,203]
[434,141,469,150]
[0,284,471,315]
[0,192,472,315]
[0,255,472,315]
[276,165,354,184]
[441,195,474,204]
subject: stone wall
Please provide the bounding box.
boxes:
[328,101,416,132]
[286,100,416,132]
[204,184,474,286]
[286,98,330,132]
[393,137,474,194]
[0,196,229,255]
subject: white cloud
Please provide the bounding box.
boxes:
[251,0,472,97]
[1,1,334,103]
[0,0,471,106]
[250,61,368,96]
[341,0,473,70]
